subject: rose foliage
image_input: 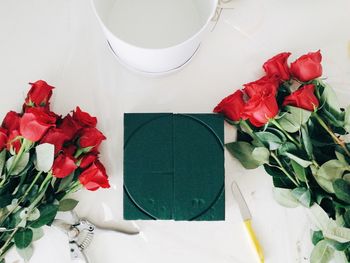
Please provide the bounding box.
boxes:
[0,81,110,262]
[215,51,350,262]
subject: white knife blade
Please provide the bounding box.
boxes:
[231,181,252,221]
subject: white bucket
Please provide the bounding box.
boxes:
[91,0,218,75]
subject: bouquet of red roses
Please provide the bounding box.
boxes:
[215,51,350,262]
[0,81,110,262]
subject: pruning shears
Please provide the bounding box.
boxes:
[52,211,139,263]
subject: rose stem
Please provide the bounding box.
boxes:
[313,112,350,157]
[0,179,51,257]
[269,119,301,147]
[240,120,299,186]
[0,171,43,226]
[0,139,32,187]
[270,152,299,187]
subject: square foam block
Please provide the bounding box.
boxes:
[123,113,224,221]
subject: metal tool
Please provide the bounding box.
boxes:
[53,211,139,263]
[231,181,264,263]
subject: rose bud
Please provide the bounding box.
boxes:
[7,130,21,154]
[78,127,106,152]
[2,111,21,133]
[59,114,81,140]
[25,80,54,107]
[79,161,110,191]
[52,153,77,178]
[290,50,322,82]
[20,107,56,142]
[0,128,8,151]
[79,153,98,169]
[242,86,279,127]
[213,90,245,122]
[243,75,279,98]
[73,107,97,128]
[40,128,68,154]
[283,84,319,111]
[263,52,291,81]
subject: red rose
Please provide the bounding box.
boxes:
[79,153,98,169]
[79,161,110,191]
[20,108,56,142]
[7,130,21,154]
[40,128,68,154]
[2,111,21,132]
[78,128,106,151]
[73,107,97,128]
[283,84,319,111]
[0,128,8,151]
[59,114,80,140]
[63,144,77,157]
[25,80,54,107]
[242,86,279,127]
[263,52,291,81]
[243,75,279,98]
[290,50,322,82]
[213,90,245,121]
[52,153,77,178]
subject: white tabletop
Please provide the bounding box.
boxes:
[1,0,350,262]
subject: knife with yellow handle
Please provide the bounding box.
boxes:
[231,181,264,263]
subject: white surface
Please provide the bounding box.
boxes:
[1,0,350,262]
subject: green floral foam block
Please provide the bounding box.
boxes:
[123,113,224,221]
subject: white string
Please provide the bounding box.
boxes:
[211,0,234,31]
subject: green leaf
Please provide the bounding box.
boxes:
[278,106,311,133]
[31,227,44,241]
[30,204,58,228]
[333,251,348,263]
[325,238,350,251]
[284,152,312,168]
[309,204,330,231]
[335,151,348,166]
[35,143,54,172]
[324,225,350,243]
[320,82,341,114]
[272,188,299,208]
[344,210,350,227]
[264,165,295,189]
[27,208,40,221]
[312,230,324,245]
[57,172,74,193]
[344,105,350,133]
[310,240,334,263]
[314,175,335,193]
[6,152,30,175]
[291,160,307,182]
[58,199,79,212]
[16,245,33,262]
[301,125,313,158]
[317,160,348,180]
[266,127,287,142]
[278,142,298,155]
[333,179,350,204]
[226,142,262,169]
[292,187,313,207]
[0,193,12,208]
[343,173,350,184]
[14,228,33,249]
[0,149,6,176]
[255,132,282,150]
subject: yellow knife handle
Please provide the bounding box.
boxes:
[244,220,264,263]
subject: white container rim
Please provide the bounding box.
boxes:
[91,0,218,51]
